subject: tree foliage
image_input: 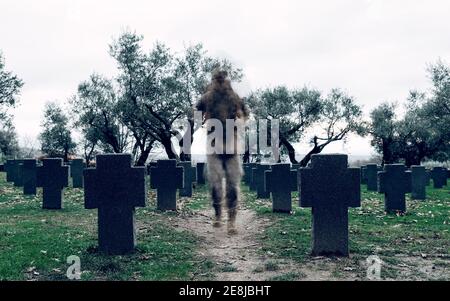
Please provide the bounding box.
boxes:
[0,119,19,159]
[70,73,132,163]
[367,102,400,165]
[108,31,243,161]
[299,89,364,166]
[39,102,76,161]
[247,86,362,165]
[367,60,450,166]
[0,52,22,160]
[0,52,23,116]
[247,86,322,163]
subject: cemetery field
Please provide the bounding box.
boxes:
[244,186,450,280]
[0,172,449,281]
[0,173,213,281]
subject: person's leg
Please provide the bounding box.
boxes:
[224,156,242,235]
[207,155,225,227]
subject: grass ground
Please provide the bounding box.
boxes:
[0,172,448,281]
[0,173,212,281]
[243,183,450,280]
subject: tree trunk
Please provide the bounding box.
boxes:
[299,145,321,167]
[84,153,93,167]
[409,158,421,167]
[299,136,328,167]
[280,137,298,164]
[63,147,69,163]
[84,143,96,166]
[135,147,151,166]
[135,141,155,166]
[405,153,422,168]
[382,139,394,166]
[102,129,121,154]
[112,143,121,154]
[243,149,250,163]
[161,135,179,160]
[179,118,194,162]
[415,142,428,167]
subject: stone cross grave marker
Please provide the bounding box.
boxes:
[360,166,368,184]
[366,164,380,191]
[196,162,206,185]
[5,159,16,182]
[299,154,360,257]
[411,166,427,200]
[242,163,249,184]
[178,162,196,198]
[253,164,271,199]
[425,169,431,186]
[13,160,24,187]
[146,162,157,176]
[265,164,297,213]
[84,154,147,255]
[22,159,37,195]
[291,164,301,191]
[250,164,259,191]
[378,164,411,213]
[249,163,261,191]
[431,167,448,189]
[243,163,256,186]
[37,158,69,209]
[70,159,84,188]
[150,160,183,211]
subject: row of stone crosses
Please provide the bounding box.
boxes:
[0,154,448,257]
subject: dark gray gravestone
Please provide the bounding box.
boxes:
[0,164,4,172]
[425,170,431,186]
[22,159,38,195]
[291,164,301,171]
[13,160,24,187]
[84,154,147,255]
[150,160,183,211]
[5,160,15,182]
[411,166,426,200]
[243,163,256,185]
[360,166,368,184]
[291,165,301,191]
[146,162,158,176]
[196,162,206,185]
[179,162,196,198]
[366,164,379,191]
[431,167,448,189]
[378,164,412,213]
[242,163,248,182]
[299,154,360,257]
[253,164,271,199]
[37,159,69,209]
[70,159,84,188]
[243,163,249,184]
[250,164,260,191]
[265,164,297,213]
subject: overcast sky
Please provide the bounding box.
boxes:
[1,0,449,157]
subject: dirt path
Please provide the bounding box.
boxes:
[174,204,364,281]
[173,197,449,281]
[175,204,304,281]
